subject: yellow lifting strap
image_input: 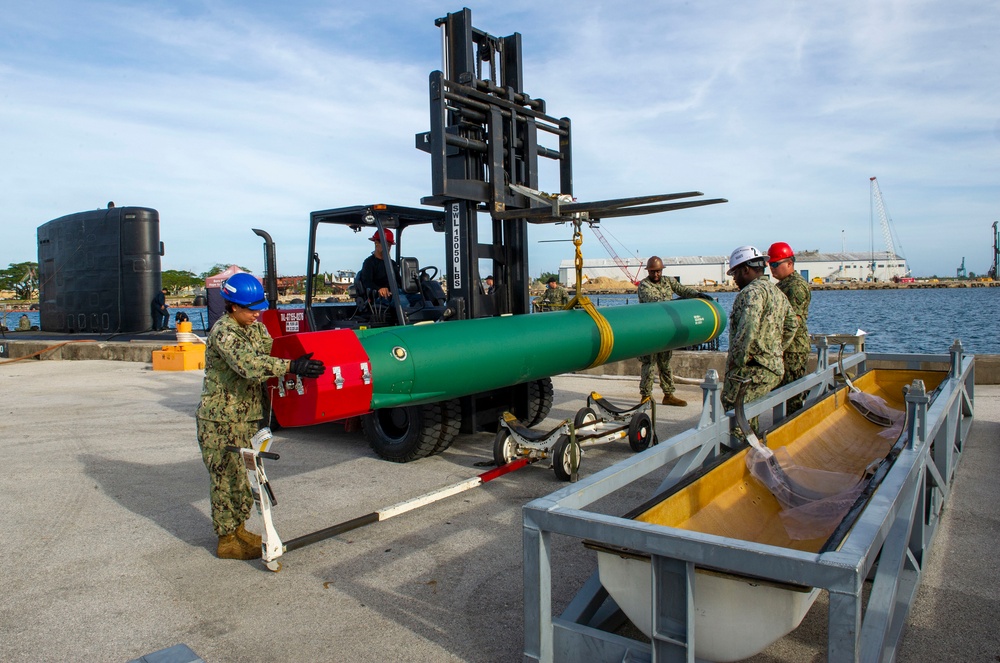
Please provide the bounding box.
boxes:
[563,222,614,368]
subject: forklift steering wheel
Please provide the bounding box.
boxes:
[419,266,439,281]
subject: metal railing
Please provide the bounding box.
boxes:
[523,339,974,662]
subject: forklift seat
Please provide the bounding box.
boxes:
[350,257,447,325]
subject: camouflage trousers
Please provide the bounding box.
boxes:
[780,351,810,415]
[721,365,782,441]
[197,418,256,536]
[639,351,675,399]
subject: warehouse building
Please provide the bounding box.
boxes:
[557,251,908,286]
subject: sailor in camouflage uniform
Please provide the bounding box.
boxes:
[534,277,569,311]
[722,246,798,438]
[637,256,714,406]
[768,242,812,414]
[196,273,325,560]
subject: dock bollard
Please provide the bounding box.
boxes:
[152,321,206,371]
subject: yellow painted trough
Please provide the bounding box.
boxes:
[591,367,947,662]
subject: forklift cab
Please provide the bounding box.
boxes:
[305,204,449,331]
[349,256,447,326]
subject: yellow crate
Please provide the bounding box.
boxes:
[152,344,206,371]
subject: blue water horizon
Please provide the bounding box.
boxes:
[589,288,998,355]
[6,287,996,355]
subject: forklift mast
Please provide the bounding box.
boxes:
[255,8,725,459]
[417,8,573,320]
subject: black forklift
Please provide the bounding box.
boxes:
[286,201,554,462]
[257,9,571,462]
[260,8,723,462]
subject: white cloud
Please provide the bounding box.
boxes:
[1,0,998,279]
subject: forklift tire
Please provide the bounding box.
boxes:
[363,404,443,463]
[526,378,555,427]
[628,412,653,452]
[574,406,598,430]
[431,399,462,455]
[493,429,518,467]
[552,434,578,482]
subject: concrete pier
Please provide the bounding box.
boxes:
[1,360,997,661]
[4,336,1000,384]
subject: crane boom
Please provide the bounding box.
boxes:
[870,177,896,258]
[869,176,907,280]
[990,221,999,280]
[590,226,640,285]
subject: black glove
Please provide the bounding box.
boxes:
[289,352,325,378]
[696,292,714,300]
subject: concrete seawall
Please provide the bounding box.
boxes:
[4,338,999,385]
[2,338,161,363]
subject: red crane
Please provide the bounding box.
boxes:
[590,225,641,285]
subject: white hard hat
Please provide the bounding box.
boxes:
[727,245,766,275]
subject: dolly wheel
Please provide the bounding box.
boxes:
[265,560,282,573]
[493,429,518,467]
[628,412,653,452]
[552,435,579,482]
[574,406,598,430]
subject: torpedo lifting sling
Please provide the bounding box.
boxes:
[566,217,615,368]
[502,184,727,367]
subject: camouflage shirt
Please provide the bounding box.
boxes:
[726,276,797,378]
[637,275,702,303]
[196,314,291,422]
[539,285,569,307]
[776,270,811,355]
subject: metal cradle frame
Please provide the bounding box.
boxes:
[523,339,975,662]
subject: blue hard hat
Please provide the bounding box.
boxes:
[221,273,267,310]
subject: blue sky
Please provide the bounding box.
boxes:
[2,0,997,279]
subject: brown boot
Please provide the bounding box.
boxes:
[662,394,687,407]
[236,523,262,550]
[217,533,259,560]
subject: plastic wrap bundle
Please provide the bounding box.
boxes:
[746,389,907,540]
[746,445,864,540]
[849,390,907,440]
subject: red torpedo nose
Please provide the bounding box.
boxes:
[268,329,374,426]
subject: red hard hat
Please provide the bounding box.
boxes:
[767,242,794,262]
[369,229,395,245]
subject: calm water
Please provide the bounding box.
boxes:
[6,288,996,355]
[0,307,214,334]
[590,288,999,355]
